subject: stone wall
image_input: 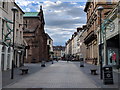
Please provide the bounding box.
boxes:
[23,12,49,63]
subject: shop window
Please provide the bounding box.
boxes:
[7,47,11,69]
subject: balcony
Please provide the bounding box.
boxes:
[84,31,97,44]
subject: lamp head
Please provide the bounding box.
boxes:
[97,6,104,11]
[11,7,18,12]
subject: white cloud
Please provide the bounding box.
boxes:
[25,8,31,12]
[76,5,85,9]
[56,1,62,4]
[72,17,81,20]
[70,2,77,5]
[54,10,62,13]
[17,0,31,6]
[43,1,56,7]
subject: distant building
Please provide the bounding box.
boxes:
[65,26,87,61]
[23,6,48,63]
[77,26,87,61]
[53,46,65,60]
[46,33,53,60]
[65,39,72,56]
[72,32,78,57]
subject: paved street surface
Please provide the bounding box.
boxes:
[2,61,120,89]
[2,61,53,87]
[4,61,97,88]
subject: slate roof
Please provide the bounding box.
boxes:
[23,12,39,17]
[46,33,52,40]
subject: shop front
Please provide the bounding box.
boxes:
[104,4,119,70]
[107,35,119,67]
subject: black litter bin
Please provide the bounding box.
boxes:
[80,58,84,67]
[103,65,113,84]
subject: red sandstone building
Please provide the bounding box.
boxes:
[84,0,117,64]
[23,6,49,63]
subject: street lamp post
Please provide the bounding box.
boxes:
[11,7,18,79]
[97,6,104,80]
[103,22,108,65]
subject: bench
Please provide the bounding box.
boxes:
[20,68,29,75]
[90,69,97,75]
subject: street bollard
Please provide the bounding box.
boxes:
[41,61,46,67]
[52,60,53,64]
[80,58,84,67]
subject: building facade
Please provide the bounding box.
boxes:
[84,0,117,65]
[102,2,119,67]
[65,32,78,60]
[65,26,87,61]
[72,32,78,58]
[77,26,87,61]
[46,33,53,60]
[66,39,72,56]
[23,6,49,63]
[0,1,25,71]
[65,37,73,60]
[53,46,65,60]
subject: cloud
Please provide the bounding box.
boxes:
[16,0,31,6]
[25,8,31,12]
[16,0,86,46]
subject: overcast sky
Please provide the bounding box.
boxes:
[16,0,87,46]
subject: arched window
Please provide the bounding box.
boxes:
[1,46,6,70]
[7,47,11,69]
